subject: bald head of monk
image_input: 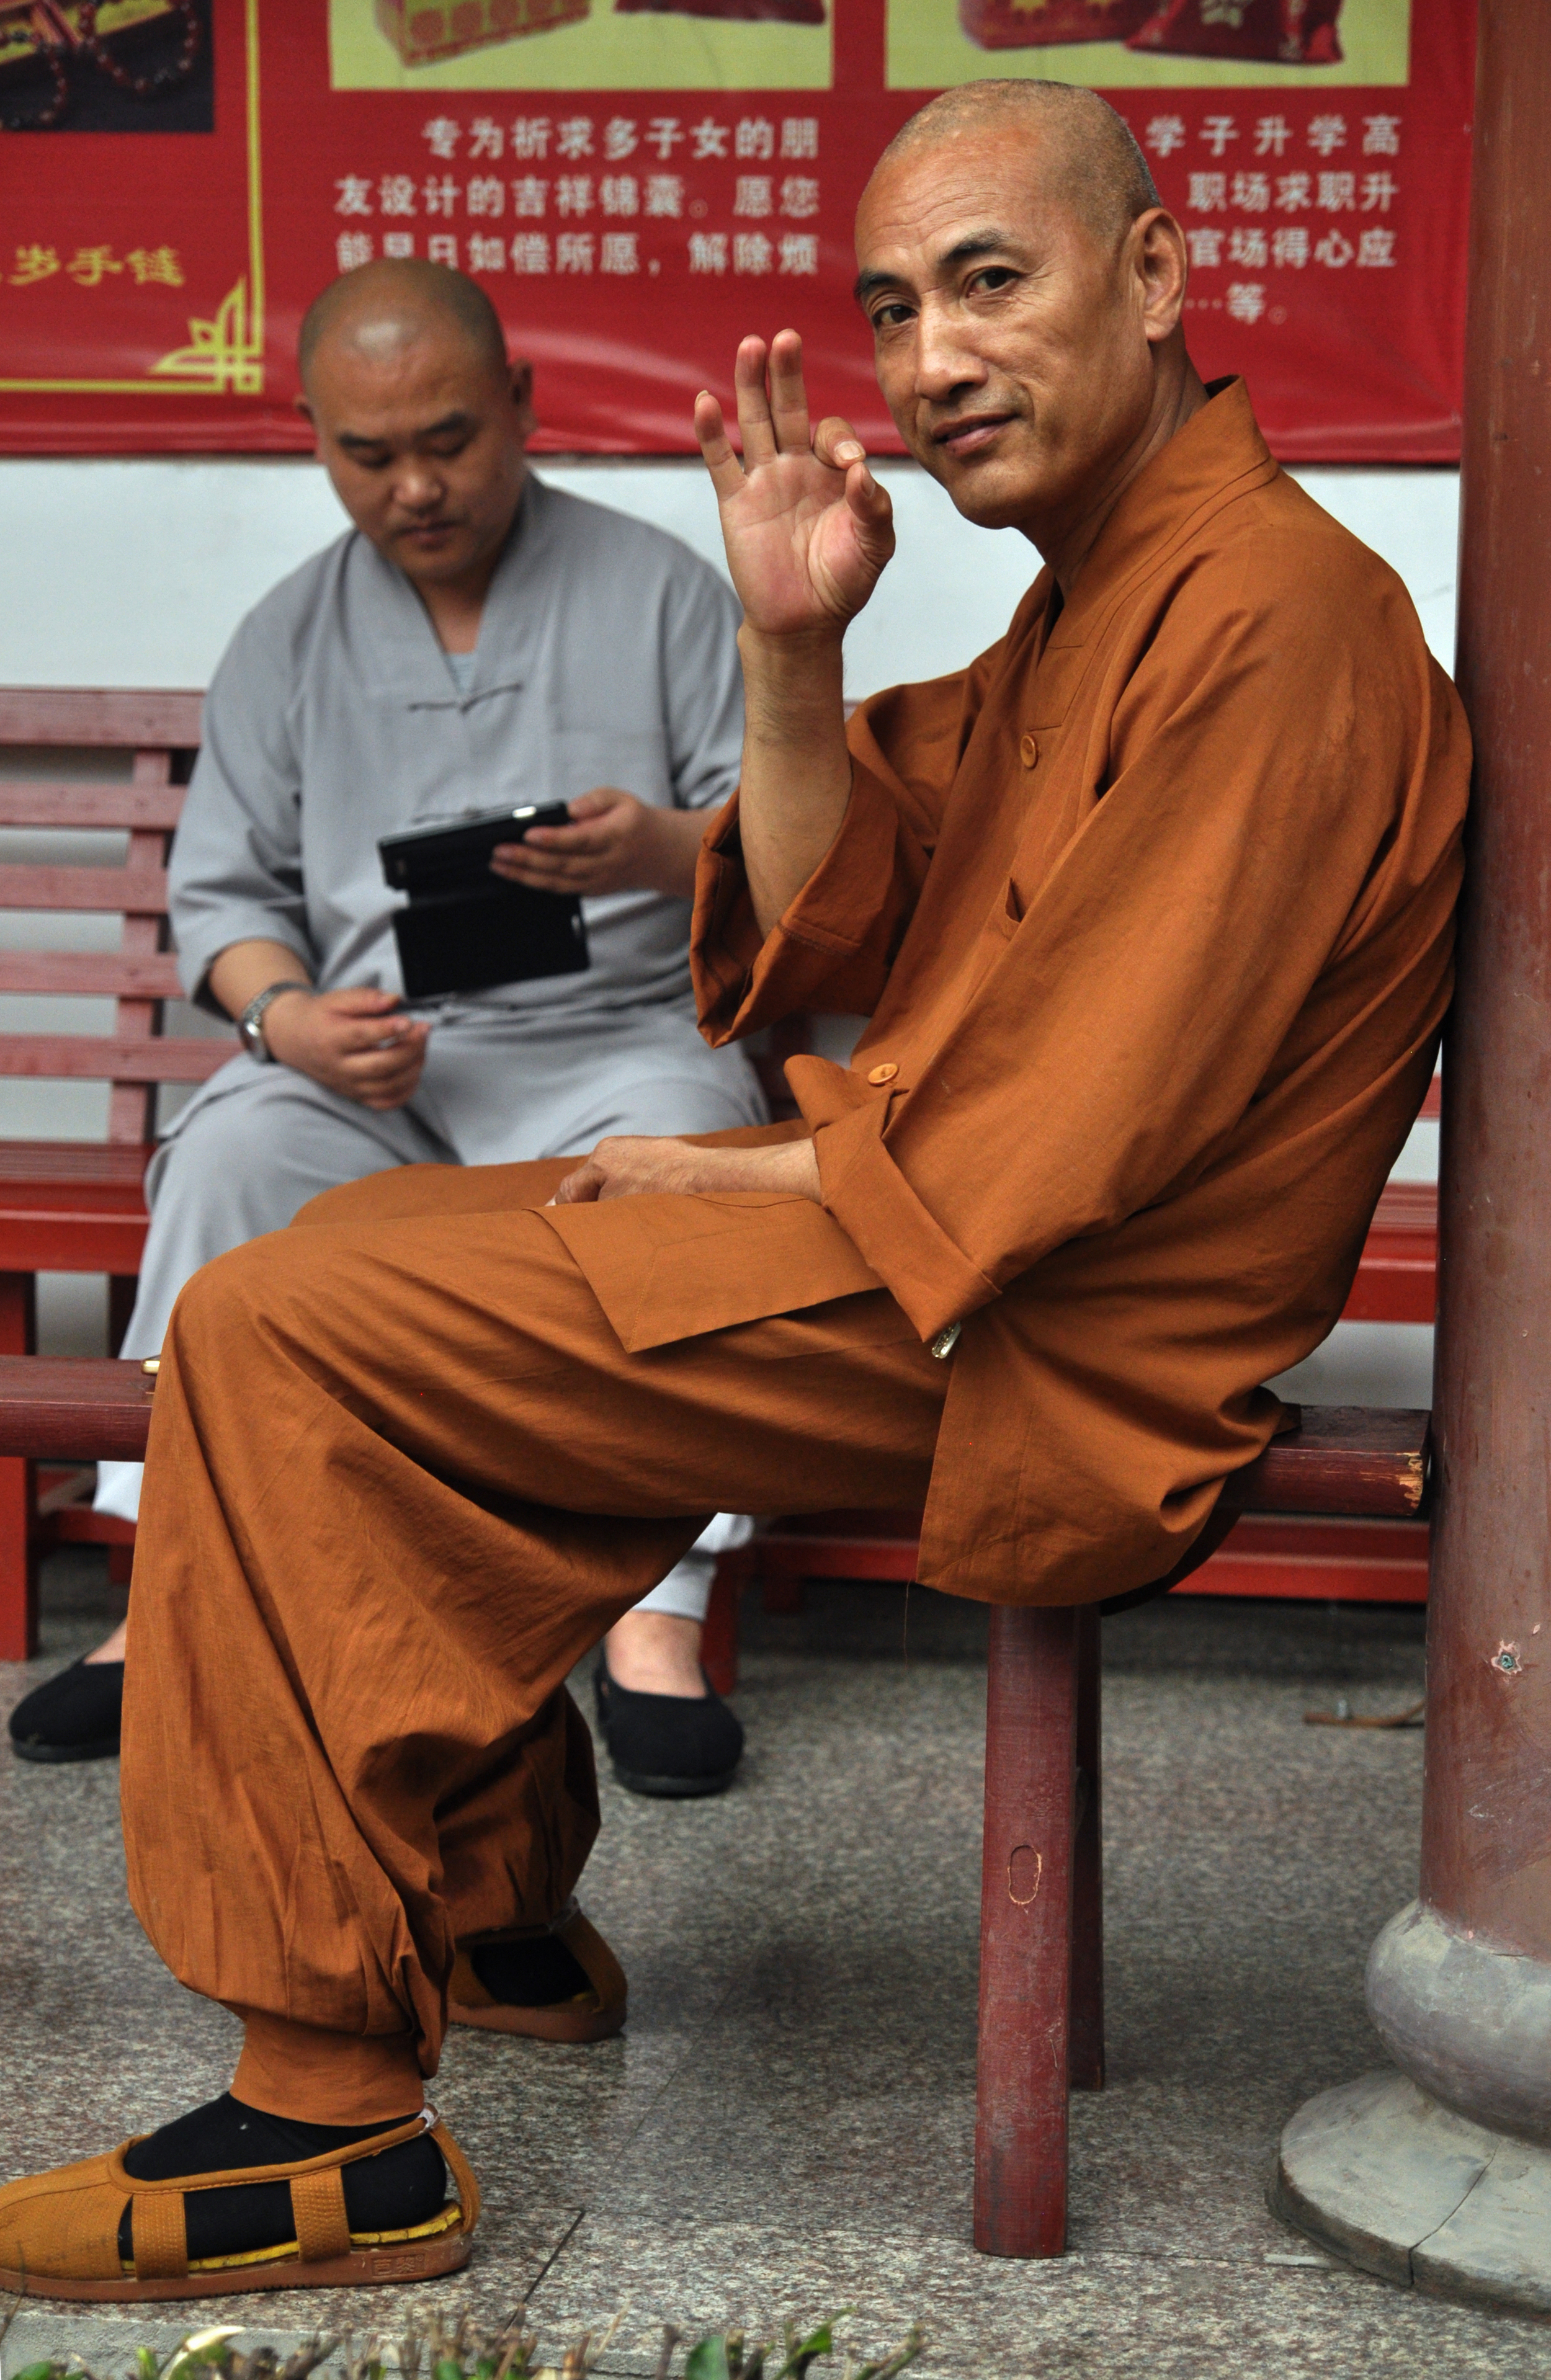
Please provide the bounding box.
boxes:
[297,259,535,602]
[855,79,1205,553]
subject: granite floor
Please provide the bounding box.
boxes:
[2,1556,1545,2379]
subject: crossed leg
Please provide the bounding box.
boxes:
[127,1156,945,2099]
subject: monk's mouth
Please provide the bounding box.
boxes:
[934,416,1013,458]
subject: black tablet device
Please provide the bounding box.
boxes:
[378,803,589,1001]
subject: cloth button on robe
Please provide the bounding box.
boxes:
[1019,734,1039,768]
[867,1063,900,1085]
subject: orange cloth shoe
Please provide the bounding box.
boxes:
[449,1897,627,2043]
[0,2110,479,2302]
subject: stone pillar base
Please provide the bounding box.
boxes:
[1272,2070,1551,2318]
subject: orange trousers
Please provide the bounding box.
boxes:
[120,1160,946,2123]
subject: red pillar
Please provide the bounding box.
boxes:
[1274,1,1551,2310]
[1368,0,1551,2142]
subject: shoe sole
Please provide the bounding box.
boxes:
[0,2229,470,2302]
[11,1736,120,1765]
[447,1993,625,2043]
[609,1760,738,1799]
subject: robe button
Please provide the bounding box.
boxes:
[867,1062,899,1086]
[1019,733,1039,769]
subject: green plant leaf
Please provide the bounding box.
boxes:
[684,2340,733,2380]
[773,2325,835,2379]
[13,2360,64,2380]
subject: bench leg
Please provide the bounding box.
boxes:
[975,1603,1078,2257]
[108,1273,138,1358]
[0,1272,38,1660]
[701,1551,744,1698]
[1070,1607,1106,2092]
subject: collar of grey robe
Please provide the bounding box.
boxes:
[354,473,558,710]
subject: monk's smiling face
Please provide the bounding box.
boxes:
[855,117,1192,557]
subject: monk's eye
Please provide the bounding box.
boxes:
[967,267,1019,297]
[870,301,914,332]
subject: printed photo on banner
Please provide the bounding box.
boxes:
[889,0,1411,90]
[331,0,832,91]
[0,0,212,129]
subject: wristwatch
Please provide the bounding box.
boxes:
[238,980,309,1063]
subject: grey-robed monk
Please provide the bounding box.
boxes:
[94,475,766,1573]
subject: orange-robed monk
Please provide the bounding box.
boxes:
[0,78,1466,2301]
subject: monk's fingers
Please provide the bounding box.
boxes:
[844,454,895,540]
[694,391,746,503]
[494,849,592,888]
[766,328,811,454]
[732,335,780,468]
[813,414,867,475]
[552,1157,604,1205]
[520,818,615,855]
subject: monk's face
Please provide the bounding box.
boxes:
[302,324,534,591]
[855,128,1186,540]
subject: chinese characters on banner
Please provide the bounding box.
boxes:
[0,0,1472,460]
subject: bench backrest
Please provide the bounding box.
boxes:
[0,688,233,1146]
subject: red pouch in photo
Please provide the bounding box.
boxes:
[614,0,825,22]
[1127,0,1343,64]
[959,0,1151,45]
[376,0,588,66]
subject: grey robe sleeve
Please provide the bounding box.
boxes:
[169,605,316,1012]
[661,556,745,813]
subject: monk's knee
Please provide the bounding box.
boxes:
[166,1229,329,1373]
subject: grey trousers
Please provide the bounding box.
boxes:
[96,1000,766,1620]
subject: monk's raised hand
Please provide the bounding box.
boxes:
[694,329,895,638]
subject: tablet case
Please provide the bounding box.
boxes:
[380,804,590,1001]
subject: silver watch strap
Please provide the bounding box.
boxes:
[240,979,310,1060]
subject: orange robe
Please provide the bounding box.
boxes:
[674,377,1467,1604]
[118,380,1467,2117]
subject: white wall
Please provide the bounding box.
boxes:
[0,452,1456,1383]
[0,451,1460,695]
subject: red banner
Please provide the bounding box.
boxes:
[0,0,1471,461]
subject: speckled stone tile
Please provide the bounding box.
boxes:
[1,1554,1537,2375]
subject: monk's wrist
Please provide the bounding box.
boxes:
[737,623,846,741]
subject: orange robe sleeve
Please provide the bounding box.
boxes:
[691,642,1007,1036]
[696,543,1463,1348]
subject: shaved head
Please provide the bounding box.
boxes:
[298,257,509,391]
[296,258,534,603]
[877,79,1159,245]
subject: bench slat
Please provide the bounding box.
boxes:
[0,690,202,748]
[0,1141,151,1186]
[0,1379,1434,1496]
[0,866,169,914]
[0,1357,158,1460]
[0,955,185,998]
[1220,1404,1430,1518]
[0,784,186,831]
[0,1037,232,1082]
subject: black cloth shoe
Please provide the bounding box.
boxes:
[593,1655,743,1798]
[9,1657,123,1763]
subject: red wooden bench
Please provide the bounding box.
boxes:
[0,689,226,1657]
[0,686,1441,1667]
[0,1365,1428,2256]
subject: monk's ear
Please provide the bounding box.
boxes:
[509,360,537,437]
[1135,207,1187,345]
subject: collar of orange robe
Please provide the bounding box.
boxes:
[1041,375,1275,651]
